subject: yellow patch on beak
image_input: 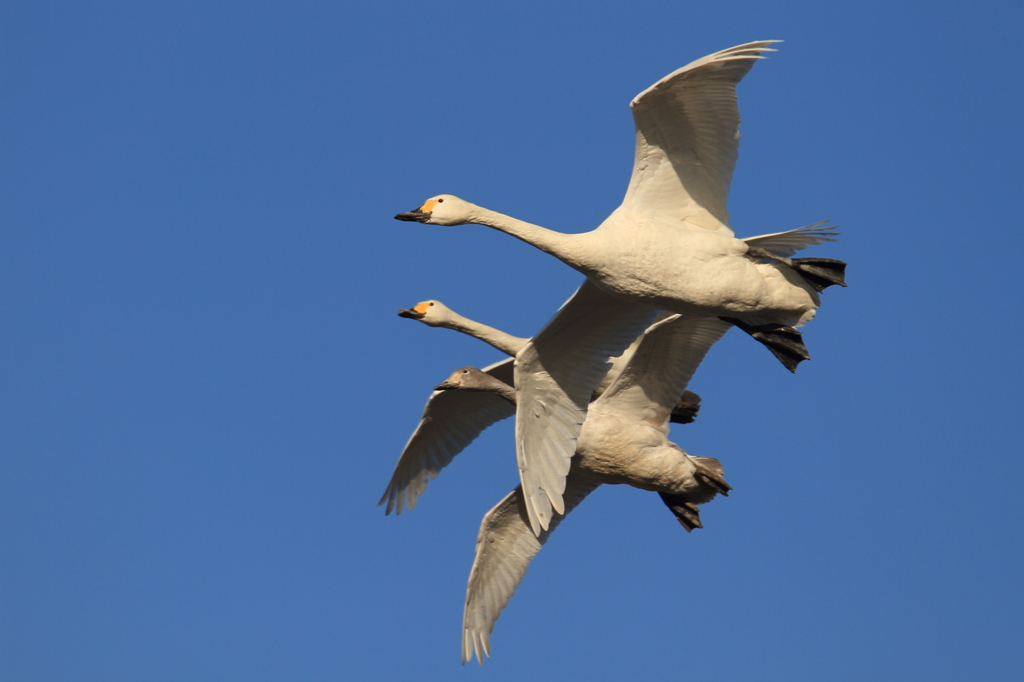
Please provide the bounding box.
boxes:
[413,302,431,315]
[420,199,440,213]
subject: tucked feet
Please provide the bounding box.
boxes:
[789,257,847,292]
[692,456,732,497]
[658,493,704,532]
[720,317,810,373]
[657,456,731,532]
[746,247,848,292]
[669,390,701,424]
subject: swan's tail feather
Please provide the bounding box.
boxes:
[719,317,810,373]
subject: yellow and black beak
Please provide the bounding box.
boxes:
[397,302,430,320]
[396,198,440,223]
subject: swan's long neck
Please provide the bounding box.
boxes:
[467,206,590,271]
[441,313,527,357]
[473,374,518,404]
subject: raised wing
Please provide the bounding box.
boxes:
[743,220,840,258]
[378,358,515,514]
[462,474,601,665]
[592,311,674,399]
[622,41,781,232]
[514,280,657,534]
[593,314,731,429]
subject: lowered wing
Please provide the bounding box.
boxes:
[462,474,601,665]
[514,280,656,535]
[379,358,515,514]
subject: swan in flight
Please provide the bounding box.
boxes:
[396,41,845,535]
[433,311,733,664]
[379,298,700,514]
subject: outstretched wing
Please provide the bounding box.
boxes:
[462,474,601,665]
[622,41,781,233]
[743,220,840,258]
[593,313,731,430]
[514,280,656,535]
[378,358,515,514]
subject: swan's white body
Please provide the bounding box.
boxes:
[458,312,732,664]
[436,202,821,324]
[397,41,840,535]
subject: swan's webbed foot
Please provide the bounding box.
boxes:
[719,317,810,373]
[658,493,703,532]
[790,257,847,292]
[669,394,701,424]
[746,247,847,293]
[693,462,732,497]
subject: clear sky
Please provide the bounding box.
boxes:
[3,1,1023,679]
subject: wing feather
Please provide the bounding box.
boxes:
[743,220,840,258]
[622,41,781,231]
[378,358,516,514]
[514,281,656,534]
[594,314,731,428]
[462,474,601,665]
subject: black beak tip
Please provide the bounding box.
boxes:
[395,210,429,223]
[397,309,422,319]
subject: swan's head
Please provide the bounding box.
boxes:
[396,299,454,327]
[434,366,490,392]
[395,195,476,226]
[435,366,516,403]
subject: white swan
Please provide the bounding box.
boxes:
[396,41,845,534]
[434,312,733,664]
[397,297,702,415]
[379,298,700,514]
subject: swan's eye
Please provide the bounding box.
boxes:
[429,302,434,306]
[437,198,444,203]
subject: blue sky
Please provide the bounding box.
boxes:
[3,1,1023,679]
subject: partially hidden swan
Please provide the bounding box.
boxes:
[397,298,701,418]
[435,312,733,664]
[396,41,846,535]
[378,299,700,514]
